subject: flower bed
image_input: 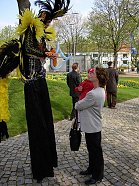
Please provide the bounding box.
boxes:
[119,80,139,89]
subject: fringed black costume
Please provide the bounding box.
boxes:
[0,0,70,181]
[21,26,58,180]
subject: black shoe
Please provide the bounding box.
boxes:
[80,170,92,175]
[85,178,102,185]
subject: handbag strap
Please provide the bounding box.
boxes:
[73,110,79,129]
[75,110,78,122]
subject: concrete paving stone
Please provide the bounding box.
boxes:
[17,177,25,185]
[0,98,139,185]
[0,178,8,184]
[63,164,70,168]
[1,184,8,186]
[2,174,10,178]
[11,172,16,176]
[24,179,33,184]
[42,183,49,186]
[7,181,17,185]
[114,182,125,186]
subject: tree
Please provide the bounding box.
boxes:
[17,0,30,14]
[88,0,139,67]
[53,12,86,54]
[0,26,16,45]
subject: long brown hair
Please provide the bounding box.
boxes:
[96,67,108,88]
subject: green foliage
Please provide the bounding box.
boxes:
[119,79,139,89]
[7,78,71,137]
[0,26,17,46]
[47,80,71,121]
[117,77,139,102]
[46,72,88,81]
[117,88,139,102]
[8,78,26,137]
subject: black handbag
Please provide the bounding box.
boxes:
[69,111,81,151]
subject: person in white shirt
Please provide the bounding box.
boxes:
[75,67,108,185]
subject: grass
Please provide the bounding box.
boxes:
[5,76,139,137]
[117,77,139,102]
[117,88,139,102]
[7,78,72,137]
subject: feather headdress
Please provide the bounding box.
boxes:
[16,9,44,41]
[35,0,70,20]
[45,26,56,41]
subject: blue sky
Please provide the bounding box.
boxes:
[0,0,93,28]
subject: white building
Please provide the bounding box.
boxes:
[44,44,132,72]
[91,44,131,68]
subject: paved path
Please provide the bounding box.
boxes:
[0,98,139,186]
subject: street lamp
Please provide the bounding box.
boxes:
[68,12,79,63]
[69,23,76,63]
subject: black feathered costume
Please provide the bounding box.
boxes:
[0,0,70,181]
[21,24,58,180]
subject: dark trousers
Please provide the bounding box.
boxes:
[24,78,57,180]
[85,132,104,180]
[70,96,79,120]
[107,91,117,108]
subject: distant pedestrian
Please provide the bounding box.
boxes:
[106,62,119,109]
[67,63,81,120]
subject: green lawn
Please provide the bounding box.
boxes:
[118,77,139,102]
[8,78,72,137]
[6,76,139,137]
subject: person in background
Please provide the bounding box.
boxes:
[75,68,95,100]
[67,63,81,120]
[75,67,108,185]
[106,61,119,109]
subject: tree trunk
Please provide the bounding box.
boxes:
[113,49,118,68]
[17,0,30,15]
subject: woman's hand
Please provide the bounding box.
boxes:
[78,86,83,92]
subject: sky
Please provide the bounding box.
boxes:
[0,0,93,29]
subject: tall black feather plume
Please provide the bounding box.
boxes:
[0,39,20,78]
[34,0,70,20]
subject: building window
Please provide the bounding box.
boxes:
[103,61,108,64]
[123,60,127,64]
[93,54,98,57]
[123,54,128,58]
[103,53,108,57]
